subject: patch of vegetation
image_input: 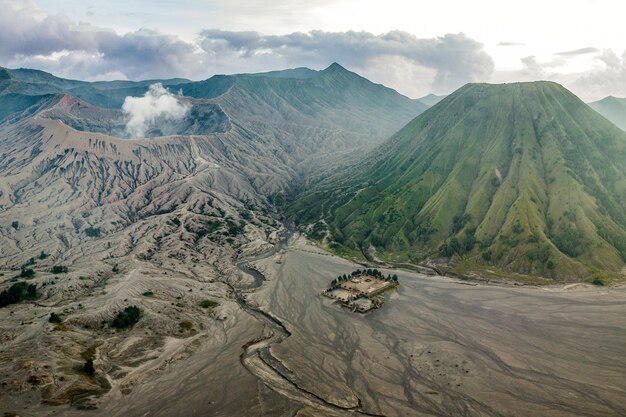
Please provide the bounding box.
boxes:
[225,219,244,236]
[526,245,551,264]
[551,225,589,258]
[238,209,252,221]
[19,268,35,278]
[11,220,19,230]
[589,270,607,286]
[452,214,471,234]
[111,306,142,329]
[329,269,398,289]
[199,299,219,309]
[413,221,436,244]
[142,291,154,297]
[83,358,95,376]
[51,265,69,274]
[179,320,194,331]
[49,312,62,324]
[187,219,224,240]
[591,276,605,286]
[0,282,37,308]
[438,238,461,257]
[23,257,36,267]
[38,250,49,260]
[112,264,119,273]
[85,227,101,238]
[307,221,327,241]
[562,209,576,222]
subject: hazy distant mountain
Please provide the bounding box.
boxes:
[416,93,447,107]
[245,67,319,79]
[1,63,426,138]
[174,63,428,138]
[291,82,626,281]
[589,96,626,131]
[0,66,189,109]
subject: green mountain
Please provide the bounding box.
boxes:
[589,96,626,131]
[291,82,626,282]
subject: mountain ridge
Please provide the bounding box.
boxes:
[589,95,626,131]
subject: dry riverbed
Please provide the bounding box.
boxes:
[247,235,626,417]
[2,234,625,417]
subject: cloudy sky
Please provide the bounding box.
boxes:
[1,0,625,100]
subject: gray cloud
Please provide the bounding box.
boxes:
[497,41,525,46]
[573,50,626,99]
[555,47,599,56]
[0,1,496,97]
[0,1,205,80]
[490,49,626,101]
[199,30,495,94]
[520,55,566,77]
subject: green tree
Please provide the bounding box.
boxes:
[49,312,62,323]
[51,265,68,274]
[83,358,95,376]
[20,268,35,278]
[112,306,142,329]
[85,227,101,238]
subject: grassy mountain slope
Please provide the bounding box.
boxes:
[589,96,626,131]
[291,82,626,281]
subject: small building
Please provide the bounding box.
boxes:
[323,271,398,313]
[325,288,356,302]
[350,298,373,312]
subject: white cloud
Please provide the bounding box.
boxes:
[573,50,626,100]
[198,30,495,95]
[122,83,190,138]
[1,0,625,100]
[0,1,496,97]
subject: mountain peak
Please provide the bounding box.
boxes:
[320,62,354,77]
[325,62,346,71]
[317,62,366,85]
[458,80,568,93]
[589,95,626,131]
[417,93,447,107]
[434,80,584,113]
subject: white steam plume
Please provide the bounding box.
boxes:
[122,83,190,138]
